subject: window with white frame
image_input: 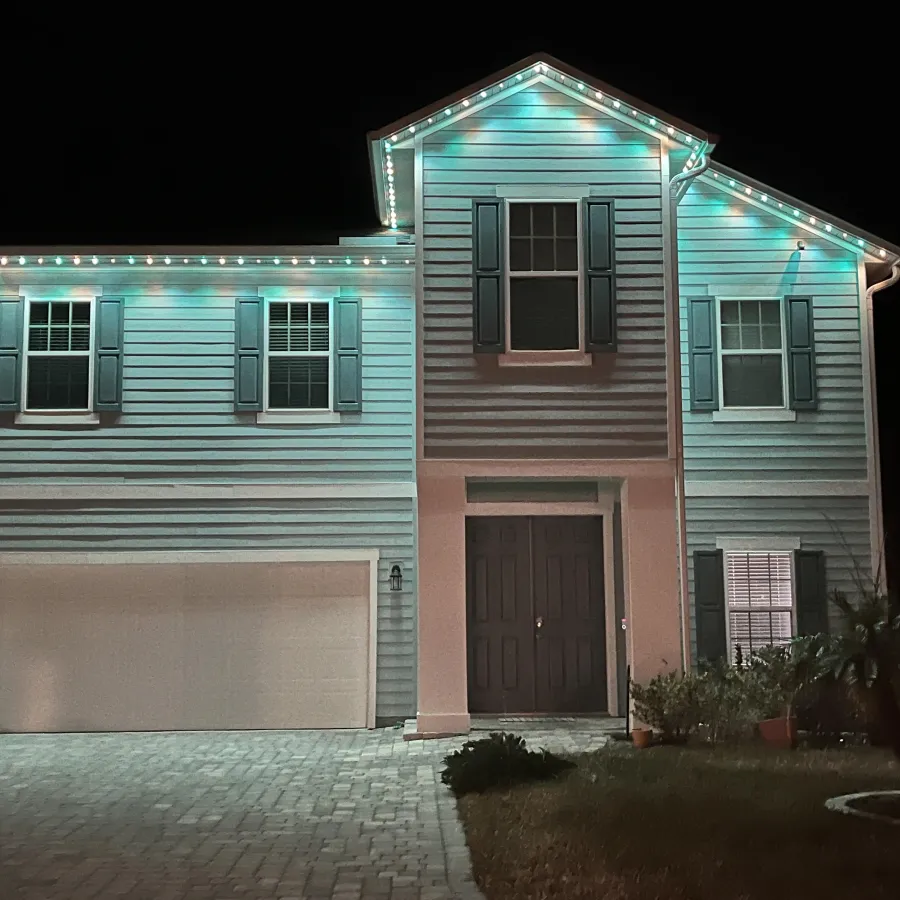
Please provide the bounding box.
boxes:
[719,298,786,408]
[507,201,580,351]
[725,550,794,660]
[265,300,331,410]
[25,299,93,411]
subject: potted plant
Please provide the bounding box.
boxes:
[752,637,828,749]
[631,726,653,749]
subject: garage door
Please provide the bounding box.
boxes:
[0,559,372,732]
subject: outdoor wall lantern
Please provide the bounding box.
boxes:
[389,564,403,592]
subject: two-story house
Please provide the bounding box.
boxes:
[1,53,896,735]
[366,54,897,738]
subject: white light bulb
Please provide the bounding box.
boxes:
[713,172,719,178]
[91,255,99,264]
[363,257,370,265]
[390,134,398,142]
[595,91,603,100]
[825,225,832,233]
[381,258,387,265]
[857,239,864,247]
[109,258,115,263]
[165,256,171,265]
[631,109,637,116]
[405,259,410,264]
[880,249,887,257]
[56,256,63,265]
[533,65,541,73]
[761,194,768,202]
[516,74,523,81]
[384,141,392,150]
[745,187,752,195]
[613,100,621,109]
[444,109,451,116]
[38,257,44,264]
[345,258,351,265]
[256,258,261,263]
[499,82,505,88]
[577,82,584,90]
[309,257,316,265]
[219,257,225,265]
[540,64,548,73]
[183,258,189,263]
[237,257,244,265]
[146,256,153,265]
[201,257,208,265]
[480,91,487,99]
[793,209,800,217]
[667,126,674,135]
[19,256,25,264]
[809,217,816,225]
[292,257,298,265]
[0,256,6,266]
[273,258,280,265]
[74,256,81,265]
[649,117,657,125]
[842,232,848,238]
[729,180,735,187]
[408,126,415,134]
[462,99,469,107]
[778,203,783,209]
[428,117,433,124]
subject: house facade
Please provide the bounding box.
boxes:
[1,53,896,734]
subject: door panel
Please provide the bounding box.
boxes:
[533,517,607,712]
[466,517,534,713]
[466,516,607,715]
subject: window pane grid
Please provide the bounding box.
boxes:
[720,299,785,408]
[267,301,331,410]
[726,551,794,659]
[509,202,578,274]
[25,300,92,411]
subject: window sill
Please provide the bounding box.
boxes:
[712,409,797,423]
[14,412,100,426]
[498,351,592,368]
[256,411,342,425]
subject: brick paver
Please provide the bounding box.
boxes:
[0,722,614,899]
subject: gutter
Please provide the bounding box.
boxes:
[865,262,900,590]
[667,153,709,672]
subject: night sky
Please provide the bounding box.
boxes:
[5,29,898,582]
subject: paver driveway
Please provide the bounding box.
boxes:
[0,722,615,900]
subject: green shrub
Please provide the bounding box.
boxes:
[630,671,701,741]
[440,732,575,797]
[694,658,763,743]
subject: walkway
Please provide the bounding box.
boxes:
[0,720,618,899]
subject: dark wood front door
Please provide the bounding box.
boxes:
[466,516,606,714]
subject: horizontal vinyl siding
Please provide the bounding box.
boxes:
[0,281,414,483]
[686,495,871,659]
[0,498,416,720]
[422,83,669,459]
[678,179,867,480]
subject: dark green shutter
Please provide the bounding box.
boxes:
[694,550,727,662]
[786,296,817,410]
[472,198,504,352]
[795,549,828,635]
[0,297,23,412]
[583,199,616,351]
[234,298,263,412]
[94,298,124,413]
[688,297,719,411]
[334,298,362,412]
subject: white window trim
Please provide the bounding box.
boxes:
[722,548,798,662]
[260,297,340,425]
[17,295,97,423]
[715,296,791,418]
[716,536,802,551]
[502,199,584,363]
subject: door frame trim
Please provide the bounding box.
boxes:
[0,548,380,729]
[465,501,617,714]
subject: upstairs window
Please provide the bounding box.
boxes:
[266,300,331,410]
[25,299,93,411]
[725,550,794,660]
[719,299,786,408]
[508,201,580,351]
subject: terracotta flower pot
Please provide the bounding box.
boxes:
[631,727,653,749]
[759,716,798,749]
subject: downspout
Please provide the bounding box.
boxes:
[667,153,709,672]
[865,262,900,591]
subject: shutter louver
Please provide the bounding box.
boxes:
[0,297,24,412]
[795,549,828,635]
[234,298,264,412]
[334,298,362,412]
[94,298,124,413]
[786,296,817,410]
[688,297,718,410]
[583,199,616,351]
[694,550,727,663]
[472,198,504,352]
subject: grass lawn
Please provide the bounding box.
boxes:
[457,743,900,900]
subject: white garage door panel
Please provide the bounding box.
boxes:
[0,561,370,732]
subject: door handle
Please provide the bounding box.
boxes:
[535,616,544,633]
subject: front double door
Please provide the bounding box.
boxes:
[466,516,607,714]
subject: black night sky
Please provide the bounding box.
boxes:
[6,25,899,581]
